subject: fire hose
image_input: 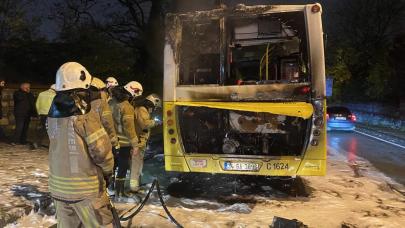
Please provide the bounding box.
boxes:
[110,179,183,228]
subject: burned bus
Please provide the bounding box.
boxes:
[163,4,326,176]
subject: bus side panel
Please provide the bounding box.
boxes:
[305,3,326,99]
[303,3,327,176]
[297,99,327,176]
[165,156,190,172]
[163,44,177,102]
[163,102,184,157]
[296,159,326,176]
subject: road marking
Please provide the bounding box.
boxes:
[354,130,405,150]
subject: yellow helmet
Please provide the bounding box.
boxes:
[91,77,106,89]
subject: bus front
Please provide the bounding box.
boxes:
[163,4,326,176]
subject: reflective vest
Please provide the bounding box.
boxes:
[36,89,56,115]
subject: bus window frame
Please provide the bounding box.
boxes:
[175,10,312,88]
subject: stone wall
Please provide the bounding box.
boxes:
[344,103,404,131]
[0,88,44,130]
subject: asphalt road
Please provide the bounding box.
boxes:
[327,130,405,186]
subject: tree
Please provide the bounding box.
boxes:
[326,49,352,102]
[103,0,166,92]
[327,0,405,103]
[50,0,167,92]
[0,0,42,82]
[0,0,39,43]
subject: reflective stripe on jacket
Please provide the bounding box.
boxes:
[109,99,139,148]
[134,106,155,150]
[47,110,113,201]
[91,98,118,147]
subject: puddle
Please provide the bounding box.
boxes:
[11,184,54,216]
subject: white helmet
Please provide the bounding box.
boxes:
[55,62,92,91]
[145,93,162,108]
[91,77,106,89]
[105,77,119,88]
[124,81,143,97]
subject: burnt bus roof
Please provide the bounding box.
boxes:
[166,4,311,20]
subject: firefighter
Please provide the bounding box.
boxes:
[130,93,161,192]
[105,77,119,99]
[105,77,119,89]
[90,77,119,149]
[109,81,143,199]
[90,77,120,193]
[48,62,114,227]
[34,84,56,148]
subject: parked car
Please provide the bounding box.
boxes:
[326,106,356,131]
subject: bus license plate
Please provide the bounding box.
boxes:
[224,162,260,171]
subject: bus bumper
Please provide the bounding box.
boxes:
[165,155,326,176]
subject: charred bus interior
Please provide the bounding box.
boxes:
[178,106,309,156]
[228,12,309,85]
[179,11,309,86]
[177,10,312,156]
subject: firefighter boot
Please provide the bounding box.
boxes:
[114,179,123,200]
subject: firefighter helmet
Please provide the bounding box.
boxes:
[91,77,106,89]
[145,93,161,108]
[55,62,92,91]
[124,81,143,97]
[105,77,119,88]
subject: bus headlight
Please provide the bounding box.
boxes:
[311,139,319,146]
[167,119,174,126]
[314,117,323,127]
[170,138,177,144]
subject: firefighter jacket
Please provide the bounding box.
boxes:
[134,106,156,150]
[90,91,118,148]
[109,98,139,148]
[47,93,114,202]
[36,89,56,115]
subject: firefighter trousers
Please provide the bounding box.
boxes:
[129,149,144,191]
[54,193,113,228]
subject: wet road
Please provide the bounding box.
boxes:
[328,130,405,185]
